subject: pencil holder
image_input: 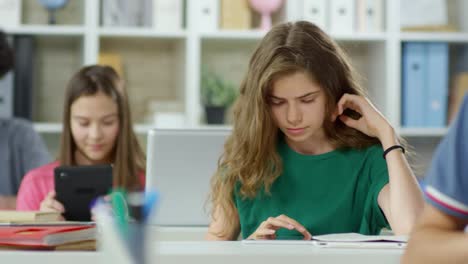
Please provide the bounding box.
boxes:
[94,202,152,264]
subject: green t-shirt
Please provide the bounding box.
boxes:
[234,140,390,239]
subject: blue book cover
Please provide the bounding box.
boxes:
[426,43,449,127]
[402,42,426,127]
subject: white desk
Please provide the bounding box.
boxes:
[0,241,403,264]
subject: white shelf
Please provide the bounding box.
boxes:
[99,27,187,39]
[201,30,266,40]
[134,124,156,134]
[400,32,468,43]
[4,25,85,36]
[331,32,388,42]
[34,123,156,134]
[34,123,62,133]
[34,123,232,134]
[399,127,448,137]
[201,31,387,42]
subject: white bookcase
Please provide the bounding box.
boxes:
[4,0,466,175]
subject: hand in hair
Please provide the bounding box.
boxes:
[39,191,65,220]
[335,93,393,141]
[247,214,312,240]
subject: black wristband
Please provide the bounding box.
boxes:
[383,145,405,159]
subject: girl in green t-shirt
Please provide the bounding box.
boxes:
[206,21,424,240]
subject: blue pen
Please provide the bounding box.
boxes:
[143,190,159,223]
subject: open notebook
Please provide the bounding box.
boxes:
[242,233,408,249]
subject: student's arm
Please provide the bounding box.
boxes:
[206,206,240,240]
[375,127,423,235]
[0,195,16,209]
[402,203,468,264]
[336,94,424,235]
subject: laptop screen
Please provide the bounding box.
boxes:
[145,128,231,226]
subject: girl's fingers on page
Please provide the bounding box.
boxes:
[254,228,276,239]
[276,214,312,240]
[50,199,65,213]
[265,217,295,230]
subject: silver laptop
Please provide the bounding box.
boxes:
[145,128,231,226]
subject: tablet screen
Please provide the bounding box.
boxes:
[54,165,113,221]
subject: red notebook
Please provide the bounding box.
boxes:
[0,225,96,249]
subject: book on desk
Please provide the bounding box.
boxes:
[0,223,96,250]
[0,211,62,223]
[242,233,408,249]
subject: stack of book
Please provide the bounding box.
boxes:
[0,211,96,250]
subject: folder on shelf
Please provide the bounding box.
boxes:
[220,0,251,30]
[0,0,21,27]
[400,0,448,31]
[356,0,384,32]
[196,0,219,32]
[13,35,34,120]
[426,43,449,127]
[329,0,354,34]
[153,0,183,31]
[302,0,328,31]
[102,0,149,27]
[402,42,426,127]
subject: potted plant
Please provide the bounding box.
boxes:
[201,68,238,124]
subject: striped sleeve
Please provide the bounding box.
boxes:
[424,95,468,219]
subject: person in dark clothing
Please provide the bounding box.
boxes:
[0,30,51,209]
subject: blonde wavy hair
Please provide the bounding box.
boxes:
[209,21,382,237]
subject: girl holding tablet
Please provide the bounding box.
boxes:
[17,65,146,213]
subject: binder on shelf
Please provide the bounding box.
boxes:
[220,0,251,30]
[284,0,302,22]
[0,0,21,27]
[302,0,328,31]
[102,0,130,26]
[400,0,449,31]
[13,35,35,120]
[329,0,354,34]
[426,43,449,127]
[153,0,183,31]
[142,0,153,28]
[196,0,219,32]
[101,0,149,27]
[402,42,426,127]
[356,0,384,32]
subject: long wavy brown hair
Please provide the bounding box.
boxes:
[208,21,392,237]
[59,65,146,190]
